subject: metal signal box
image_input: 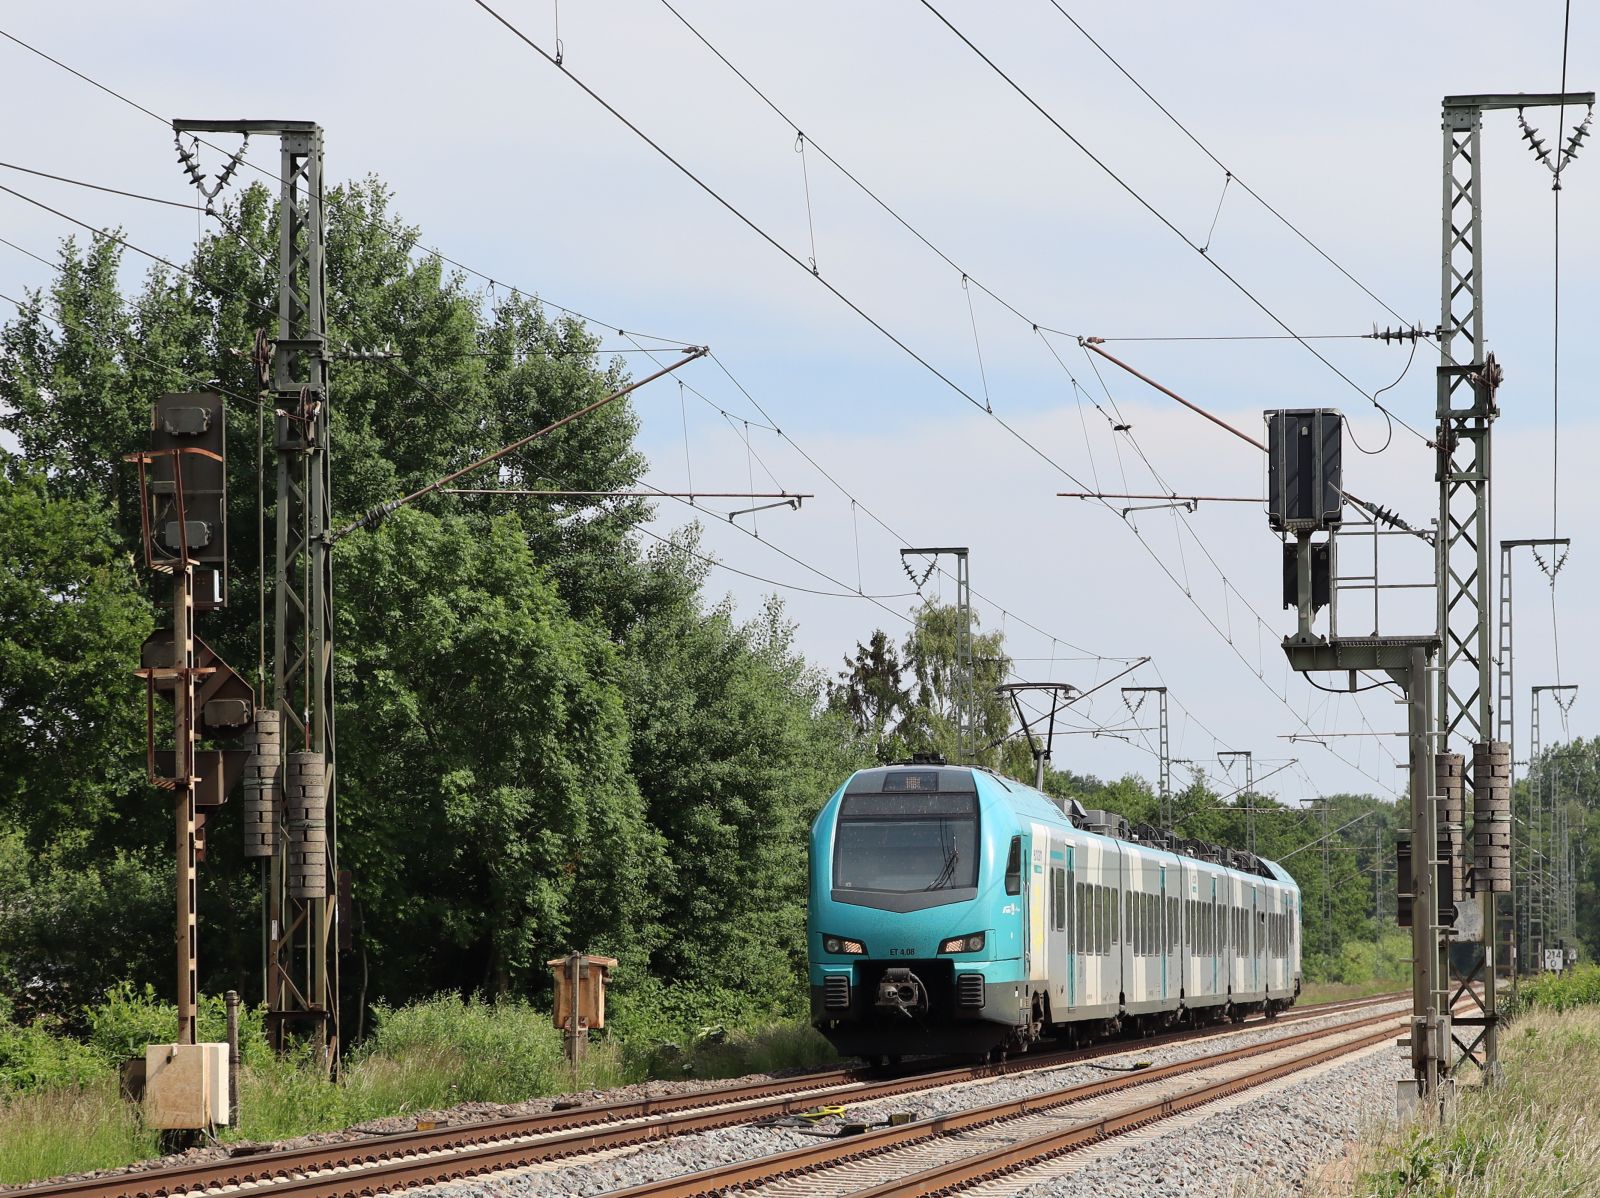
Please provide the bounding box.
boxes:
[147,392,228,609]
[143,1042,230,1129]
[1266,409,1343,533]
[550,953,617,1032]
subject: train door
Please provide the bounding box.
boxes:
[1027,822,1050,989]
[1048,838,1070,1015]
[1064,843,1076,1010]
[1072,844,1087,1012]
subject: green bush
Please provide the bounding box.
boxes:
[0,837,172,1026]
[351,994,623,1104]
[85,982,270,1068]
[1507,963,1600,1015]
[677,1019,836,1079]
[1305,932,1410,987]
[0,1017,108,1091]
[608,977,803,1057]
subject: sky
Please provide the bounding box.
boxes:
[1,1,1595,808]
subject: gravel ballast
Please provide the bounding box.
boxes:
[988,1041,1404,1198]
[409,1002,1409,1198]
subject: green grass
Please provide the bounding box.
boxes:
[1299,977,1409,1006]
[1314,1004,1600,1197]
[0,1081,156,1185]
[666,1019,836,1080]
[0,991,834,1183]
[234,995,629,1141]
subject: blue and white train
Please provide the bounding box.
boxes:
[808,762,1301,1060]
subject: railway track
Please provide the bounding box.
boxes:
[4,993,1403,1198]
[606,1001,1420,1198]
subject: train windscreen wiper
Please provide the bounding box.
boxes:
[925,823,960,890]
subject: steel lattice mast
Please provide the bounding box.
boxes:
[175,118,340,1065]
[1433,92,1591,1081]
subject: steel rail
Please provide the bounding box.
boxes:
[1,994,1400,1198]
[600,1007,1409,1198]
[852,1021,1403,1198]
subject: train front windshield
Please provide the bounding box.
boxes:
[832,792,979,892]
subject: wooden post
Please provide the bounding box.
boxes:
[566,952,586,1069]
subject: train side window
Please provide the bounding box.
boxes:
[1125,893,1133,951]
[1089,886,1098,954]
[1101,886,1111,954]
[1075,883,1086,949]
[1088,876,1100,953]
[1091,886,1100,954]
[1050,867,1065,932]
[1005,836,1022,895]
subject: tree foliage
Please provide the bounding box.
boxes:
[0,180,856,1026]
[0,468,152,849]
[829,603,1015,769]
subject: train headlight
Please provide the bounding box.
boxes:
[938,932,986,954]
[822,935,866,955]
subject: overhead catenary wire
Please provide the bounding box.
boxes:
[638,340,1135,664]
[0,40,1146,763]
[917,1,1431,450]
[461,0,1406,794]
[0,283,257,410]
[2,21,1381,800]
[467,0,1008,428]
[0,19,1363,722]
[0,160,201,210]
[0,181,286,332]
[1040,2,1410,326]
[636,0,1411,786]
[330,345,708,541]
[0,27,697,351]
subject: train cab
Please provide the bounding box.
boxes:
[807,764,1041,1058]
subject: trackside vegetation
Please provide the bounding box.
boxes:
[0,987,835,1182]
[1318,970,1600,1197]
